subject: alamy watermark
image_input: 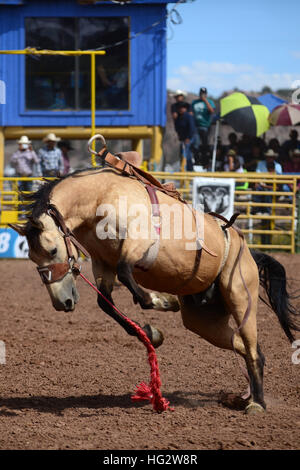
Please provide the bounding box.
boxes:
[292,340,300,365]
[0,340,6,365]
[95,197,205,251]
[291,80,300,105]
[0,80,6,105]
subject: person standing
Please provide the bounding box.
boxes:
[38,133,64,177]
[10,136,41,192]
[174,102,196,171]
[57,140,73,175]
[191,87,215,162]
[171,90,191,120]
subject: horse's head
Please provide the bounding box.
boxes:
[10,212,80,312]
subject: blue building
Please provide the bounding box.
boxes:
[0,0,177,172]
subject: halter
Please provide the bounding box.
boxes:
[36,204,90,285]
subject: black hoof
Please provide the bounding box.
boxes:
[142,324,164,348]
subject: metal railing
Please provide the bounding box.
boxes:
[151,171,297,253]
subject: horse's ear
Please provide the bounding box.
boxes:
[8,223,26,236]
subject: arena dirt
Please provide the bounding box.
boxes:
[0,254,299,450]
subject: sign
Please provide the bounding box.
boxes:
[0,228,29,258]
[192,177,235,219]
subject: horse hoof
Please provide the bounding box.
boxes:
[245,403,265,415]
[143,324,164,348]
[150,293,180,312]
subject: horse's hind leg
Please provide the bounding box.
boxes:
[219,236,266,414]
[93,259,164,348]
[180,293,265,413]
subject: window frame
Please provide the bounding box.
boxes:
[20,15,132,117]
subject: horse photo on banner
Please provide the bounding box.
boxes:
[192,177,235,219]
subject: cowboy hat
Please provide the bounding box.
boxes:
[264,149,278,158]
[43,133,61,142]
[174,89,187,97]
[17,135,31,144]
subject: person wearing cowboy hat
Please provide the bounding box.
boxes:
[171,89,191,120]
[38,133,65,177]
[10,135,41,192]
[254,147,292,213]
[256,148,283,174]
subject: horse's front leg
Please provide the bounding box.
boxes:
[117,260,179,312]
[92,259,164,348]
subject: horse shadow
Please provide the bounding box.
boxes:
[0,390,228,417]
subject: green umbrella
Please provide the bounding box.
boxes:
[220,92,270,136]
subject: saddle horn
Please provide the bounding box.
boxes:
[87,134,107,156]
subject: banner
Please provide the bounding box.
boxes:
[192,177,235,219]
[0,228,29,258]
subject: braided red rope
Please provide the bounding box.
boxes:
[78,272,172,413]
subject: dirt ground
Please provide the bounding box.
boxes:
[0,253,299,451]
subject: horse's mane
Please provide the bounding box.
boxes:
[24,167,103,220]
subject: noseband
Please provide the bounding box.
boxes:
[36,204,90,285]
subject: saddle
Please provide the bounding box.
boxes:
[90,139,184,202]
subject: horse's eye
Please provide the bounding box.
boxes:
[50,248,57,257]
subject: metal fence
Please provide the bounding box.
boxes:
[0,172,298,253]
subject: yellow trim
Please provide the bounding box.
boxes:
[0,49,106,56]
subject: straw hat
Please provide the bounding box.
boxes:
[17,135,31,145]
[43,133,61,142]
[264,149,278,158]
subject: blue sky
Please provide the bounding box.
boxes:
[166,0,300,98]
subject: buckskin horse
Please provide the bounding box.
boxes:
[10,135,299,415]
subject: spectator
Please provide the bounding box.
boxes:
[283,148,300,191]
[57,140,73,175]
[38,133,64,177]
[191,87,215,162]
[268,138,281,155]
[281,130,300,163]
[171,90,191,120]
[174,102,196,171]
[223,149,244,173]
[237,134,253,162]
[283,148,300,173]
[224,132,238,153]
[256,148,282,174]
[223,149,248,189]
[243,143,262,171]
[10,136,41,192]
[253,160,276,215]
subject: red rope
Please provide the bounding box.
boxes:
[78,272,172,413]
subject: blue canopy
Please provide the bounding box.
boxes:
[258,93,287,112]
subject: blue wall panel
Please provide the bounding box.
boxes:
[0,0,168,128]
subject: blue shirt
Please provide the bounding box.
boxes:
[256,160,282,174]
[192,98,215,128]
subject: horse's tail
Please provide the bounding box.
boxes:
[251,249,300,343]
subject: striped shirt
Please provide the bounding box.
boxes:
[38,146,65,175]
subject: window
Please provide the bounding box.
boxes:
[25,17,129,111]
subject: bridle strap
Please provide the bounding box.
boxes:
[37,205,90,285]
[47,204,90,259]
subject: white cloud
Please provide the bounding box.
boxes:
[167,61,299,97]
